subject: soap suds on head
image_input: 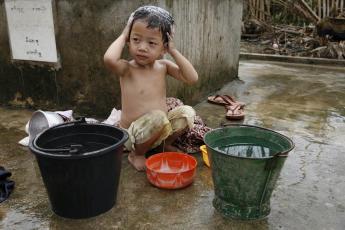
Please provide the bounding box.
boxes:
[131,5,174,44]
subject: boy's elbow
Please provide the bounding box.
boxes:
[104,55,121,72]
[187,74,198,85]
[188,79,198,85]
[103,54,113,69]
[103,55,127,75]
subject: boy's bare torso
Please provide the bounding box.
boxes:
[120,59,168,128]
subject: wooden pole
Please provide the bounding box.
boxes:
[318,0,321,17]
[335,0,338,12]
[255,0,260,18]
[256,0,261,21]
[323,0,326,18]
[331,0,334,12]
[265,0,271,20]
[261,0,265,20]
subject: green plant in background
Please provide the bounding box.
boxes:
[271,0,312,26]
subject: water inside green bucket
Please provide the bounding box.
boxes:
[213,134,286,158]
[215,143,274,158]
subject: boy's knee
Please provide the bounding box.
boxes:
[143,110,169,131]
[125,110,171,151]
[168,105,196,132]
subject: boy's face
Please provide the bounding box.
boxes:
[128,20,166,66]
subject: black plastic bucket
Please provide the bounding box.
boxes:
[29,118,128,219]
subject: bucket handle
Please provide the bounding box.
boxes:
[220,122,246,127]
[259,168,272,215]
[260,151,288,214]
[73,117,87,124]
[36,144,84,154]
[265,152,288,170]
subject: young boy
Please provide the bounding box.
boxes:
[104,6,198,171]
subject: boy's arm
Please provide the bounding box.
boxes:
[163,29,198,85]
[103,14,133,76]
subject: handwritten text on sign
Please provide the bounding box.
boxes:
[5,0,58,63]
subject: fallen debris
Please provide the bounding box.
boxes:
[242,0,345,60]
[241,20,345,60]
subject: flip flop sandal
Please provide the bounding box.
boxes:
[208,95,245,107]
[225,104,245,120]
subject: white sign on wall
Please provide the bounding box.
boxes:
[5,0,58,63]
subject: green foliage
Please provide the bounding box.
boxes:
[271,1,309,26]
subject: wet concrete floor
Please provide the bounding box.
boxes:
[0,60,344,229]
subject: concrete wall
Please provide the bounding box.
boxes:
[0,0,243,116]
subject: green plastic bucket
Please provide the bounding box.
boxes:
[204,124,294,220]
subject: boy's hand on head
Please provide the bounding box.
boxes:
[122,12,134,41]
[167,25,176,53]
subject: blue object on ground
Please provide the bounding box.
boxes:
[0,166,15,203]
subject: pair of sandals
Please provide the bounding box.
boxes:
[207,95,245,120]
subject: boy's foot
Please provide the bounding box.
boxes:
[128,152,146,171]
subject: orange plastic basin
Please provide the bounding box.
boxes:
[145,152,197,189]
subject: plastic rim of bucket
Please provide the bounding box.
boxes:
[204,124,294,159]
[31,120,129,159]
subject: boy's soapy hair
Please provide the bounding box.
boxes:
[130,5,174,44]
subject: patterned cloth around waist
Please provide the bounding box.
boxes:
[124,105,196,152]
